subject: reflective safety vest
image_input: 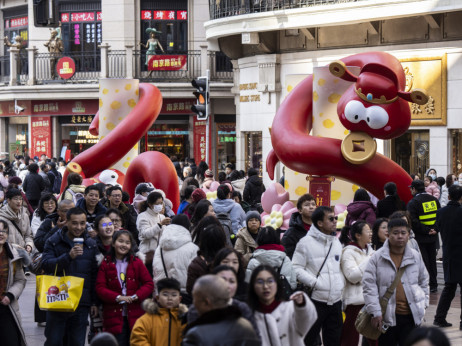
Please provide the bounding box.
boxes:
[418,200,438,226]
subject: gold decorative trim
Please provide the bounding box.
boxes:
[355,87,398,104]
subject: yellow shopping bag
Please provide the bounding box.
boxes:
[36,267,84,312]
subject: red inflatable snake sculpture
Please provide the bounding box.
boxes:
[61,83,180,211]
[267,52,428,203]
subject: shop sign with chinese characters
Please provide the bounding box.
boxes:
[160,99,195,114]
[400,55,447,126]
[5,16,28,28]
[31,117,52,158]
[60,12,102,23]
[308,176,334,207]
[148,55,187,71]
[0,100,98,117]
[193,117,212,166]
[141,10,187,20]
[56,57,76,79]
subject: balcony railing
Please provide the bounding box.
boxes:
[210,0,362,19]
[0,45,233,86]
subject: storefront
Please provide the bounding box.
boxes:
[243,131,262,175]
[60,115,97,157]
[215,117,236,172]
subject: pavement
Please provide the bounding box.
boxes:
[18,262,462,345]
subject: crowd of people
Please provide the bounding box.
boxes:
[0,155,457,346]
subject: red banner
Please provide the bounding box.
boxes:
[148,55,187,71]
[56,57,76,79]
[193,117,212,166]
[153,11,176,20]
[10,16,28,28]
[308,176,334,207]
[141,10,152,20]
[31,117,52,158]
[71,12,95,22]
[177,11,187,20]
[0,99,98,117]
[160,99,194,114]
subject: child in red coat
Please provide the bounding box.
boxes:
[96,230,154,346]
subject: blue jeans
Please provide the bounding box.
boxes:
[45,306,89,346]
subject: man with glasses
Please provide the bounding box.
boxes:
[292,206,344,346]
[104,186,138,242]
[0,188,33,253]
[34,199,75,253]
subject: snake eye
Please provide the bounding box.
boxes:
[365,106,389,129]
[344,100,365,124]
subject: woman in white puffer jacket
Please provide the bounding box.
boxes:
[339,220,376,346]
[153,214,198,293]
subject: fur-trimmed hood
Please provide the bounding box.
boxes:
[142,298,188,316]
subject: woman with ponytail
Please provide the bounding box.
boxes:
[339,221,376,346]
[376,182,406,218]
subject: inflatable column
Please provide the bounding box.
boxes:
[98,79,140,176]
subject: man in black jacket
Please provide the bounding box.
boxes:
[407,179,441,293]
[22,163,45,209]
[243,168,265,211]
[183,275,260,346]
[282,193,316,259]
[41,207,99,345]
[434,184,462,328]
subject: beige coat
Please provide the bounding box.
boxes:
[234,227,257,266]
[0,205,34,250]
[3,242,28,345]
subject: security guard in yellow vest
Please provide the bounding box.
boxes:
[407,179,441,293]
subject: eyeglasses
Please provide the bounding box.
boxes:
[111,218,122,224]
[0,230,8,235]
[101,222,113,228]
[255,278,276,287]
[328,216,338,222]
[110,194,122,199]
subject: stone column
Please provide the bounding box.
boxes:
[125,44,134,79]
[200,45,208,77]
[99,43,110,79]
[26,46,37,86]
[9,47,19,86]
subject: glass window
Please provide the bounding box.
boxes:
[244,132,263,175]
[391,130,429,179]
[216,123,236,172]
[142,123,189,158]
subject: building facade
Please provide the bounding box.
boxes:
[205,0,462,188]
[0,0,236,174]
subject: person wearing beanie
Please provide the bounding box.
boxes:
[202,169,214,189]
[152,214,199,295]
[243,168,265,212]
[234,210,261,266]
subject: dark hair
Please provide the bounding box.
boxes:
[448,184,462,202]
[0,220,9,233]
[248,265,284,311]
[445,174,454,188]
[372,217,388,249]
[6,188,22,200]
[231,190,242,203]
[389,210,411,226]
[212,248,245,283]
[122,191,130,203]
[68,173,83,185]
[212,264,238,277]
[192,215,222,245]
[218,172,226,183]
[387,218,409,232]
[140,191,163,213]
[383,182,403,210]
[247,168,258,177]
[171,214,191,230]
[296,193,315,211]
[217,184,231,200]
[28,162,39,173]
[105,208,124,227]
[353,188,370,202]
[94,214,112,232]
[311,206,333,229]
[84,185,101,197]
[180,177,200,199]
[403,326,450,346]
[110,230,136,260]
[256,227,281,245]
[94,183,106,197]
[40,163,47,171]
[340,220,368,245]
[66,207,86,220]
[196,161,209,182]
[199,224,227,263]
[156,278,181,294]
[184,185,196,200]
[37,193,58,221]
[425,175,433,183]
[190,199,212,226]
[107,186,122,197]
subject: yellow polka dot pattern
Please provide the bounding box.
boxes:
[98,79,140,174]
[295,186,308,196]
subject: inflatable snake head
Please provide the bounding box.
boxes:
[330,61,428,140]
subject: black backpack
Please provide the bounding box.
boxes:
[51,171,62,194]
[216,212,235,246]
[276,258,294,300]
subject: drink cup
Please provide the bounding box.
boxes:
[74,238,84,249]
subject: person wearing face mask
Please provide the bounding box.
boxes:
[425,168,438,182]
[136,192,171,277]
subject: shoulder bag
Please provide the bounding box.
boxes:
[302,242,333,297]
[160,248,169,278]
[355,266,406,340]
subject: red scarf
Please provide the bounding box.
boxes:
[256,244,285,252]
[257,299,281,314]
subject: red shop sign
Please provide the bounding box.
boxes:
[71,12,95,22]
[193,117,212,166]
[0,99,99,117]
[56,57,76,79]
[10,16,28,28]
[308,176,334,207]
[177,11,187,20]
[141,11,152,20]
[153,11,176,20]
[31,116,52,159]
[148,55,187,71]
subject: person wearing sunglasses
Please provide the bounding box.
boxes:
[292,206,344,346]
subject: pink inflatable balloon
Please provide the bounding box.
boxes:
[261,183,290,213]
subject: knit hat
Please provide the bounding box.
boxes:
[8,176,22,185]
[135,182,155,195]
[191,188,206,203]
[171,214,191,230]
[205,169,213,178]
[246,210,261,228]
